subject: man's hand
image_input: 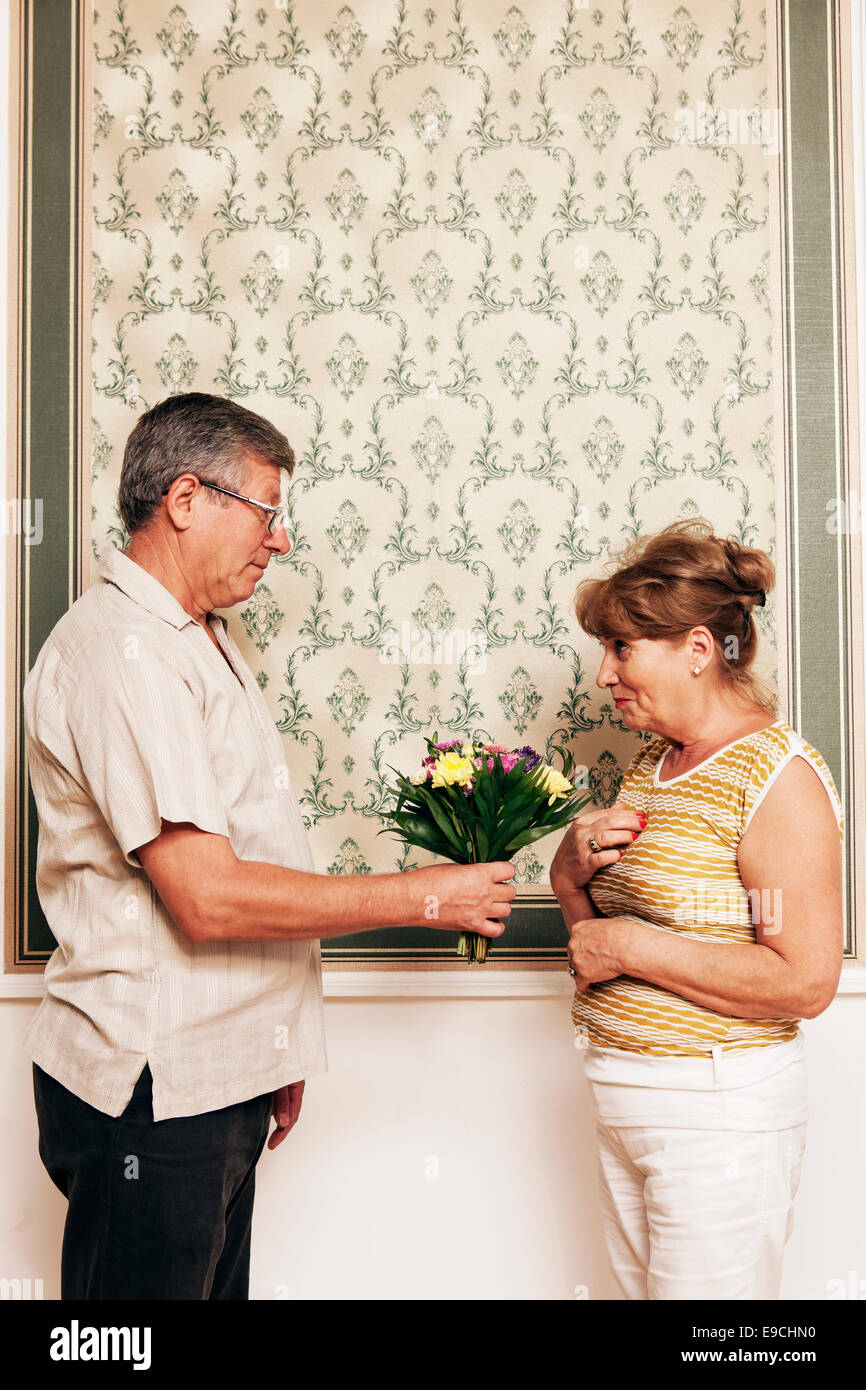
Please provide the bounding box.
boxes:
[267,1080,305,1151]
[568,916,636,992]
[418,860,516,938]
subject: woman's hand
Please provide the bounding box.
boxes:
[550,801,646,896]
[568,916,636,991]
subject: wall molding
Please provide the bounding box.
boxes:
[3,964,866,1001]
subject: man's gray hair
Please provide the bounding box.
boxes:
[118,393,296,535]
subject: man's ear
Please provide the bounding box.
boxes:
[162,474,201,533]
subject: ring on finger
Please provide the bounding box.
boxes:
[588,836,601,853]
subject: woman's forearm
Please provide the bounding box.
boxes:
[555,885,602,929]
[622,922,811,1019]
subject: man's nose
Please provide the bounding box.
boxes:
[267,525,291,556]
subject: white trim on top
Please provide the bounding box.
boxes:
[653,722,786,788]
[740,748,844,836]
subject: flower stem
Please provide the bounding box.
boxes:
[456,929,491,964]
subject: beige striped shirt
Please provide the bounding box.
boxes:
[572,721,844,1056]
[22,546,327,1119]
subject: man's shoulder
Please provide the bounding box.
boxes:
[25,577,183,713]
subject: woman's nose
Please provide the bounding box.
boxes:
[596,656,615,689]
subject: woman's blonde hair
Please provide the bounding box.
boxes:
[573,518,778,716]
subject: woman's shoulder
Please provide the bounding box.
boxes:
[721,718,832,776]
[723,719,844,834]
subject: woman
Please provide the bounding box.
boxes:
[550,519,843,1301]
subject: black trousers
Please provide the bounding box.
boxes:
[33,1061,274,1300]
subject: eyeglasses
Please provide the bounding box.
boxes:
[163,480,289,535]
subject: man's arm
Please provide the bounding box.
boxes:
[135,820,515,944]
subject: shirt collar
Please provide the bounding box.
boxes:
[98,546,223,631]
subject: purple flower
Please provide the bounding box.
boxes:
[514,744,541,771]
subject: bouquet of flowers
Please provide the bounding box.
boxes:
[379,734,594,963]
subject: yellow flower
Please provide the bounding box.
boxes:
[537,764,574,806]
[431,752,476,788]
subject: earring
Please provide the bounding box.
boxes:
[692,666,701,675]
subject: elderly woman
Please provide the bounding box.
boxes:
[550,519,843,1301]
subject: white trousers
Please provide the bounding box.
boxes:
[583,1033,809,1301]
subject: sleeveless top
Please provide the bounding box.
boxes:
[571,720,844,1057]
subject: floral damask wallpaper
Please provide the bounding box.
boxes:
[90,0,777,884]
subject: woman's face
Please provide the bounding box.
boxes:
[595,633,693,734]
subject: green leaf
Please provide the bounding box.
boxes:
[377,819,463,862]
[499,823,566,853]
[423,791,472,857]
[474,769,498,830]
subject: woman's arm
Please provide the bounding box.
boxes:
[551,802,646,927]
[558,886,602,927]
[569,756,843,1019]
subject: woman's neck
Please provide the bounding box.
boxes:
[662,706,776,766]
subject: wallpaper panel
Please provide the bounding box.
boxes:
[90,0,776,891]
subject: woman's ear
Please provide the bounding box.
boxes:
[687,626,715,665]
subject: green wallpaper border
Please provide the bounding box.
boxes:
[6,0,86,968]
[777,0,856,956]
[5,0,858,968]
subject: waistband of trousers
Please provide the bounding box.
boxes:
[581,1028,806,1091]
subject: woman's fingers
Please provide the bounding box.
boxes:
[589,828,632,850]
[595,848,623,868]
[600,806,647,844]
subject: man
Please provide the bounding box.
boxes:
[23,392,515,1300]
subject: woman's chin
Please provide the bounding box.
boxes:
[619,705,645,729]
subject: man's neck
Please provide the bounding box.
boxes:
[124,534,210,625]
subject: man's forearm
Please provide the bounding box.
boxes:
[201,860,432,942]
[623,923,810,1019]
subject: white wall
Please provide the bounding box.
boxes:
[1,994,864,1300]
[1,0,864,1301]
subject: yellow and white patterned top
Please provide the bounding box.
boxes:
[571,720,844,1057]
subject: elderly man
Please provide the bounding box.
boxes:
[23,392,515,1301]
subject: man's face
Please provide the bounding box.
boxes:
[195,454,291,610]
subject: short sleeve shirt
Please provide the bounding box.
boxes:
[22,547,327,1119]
